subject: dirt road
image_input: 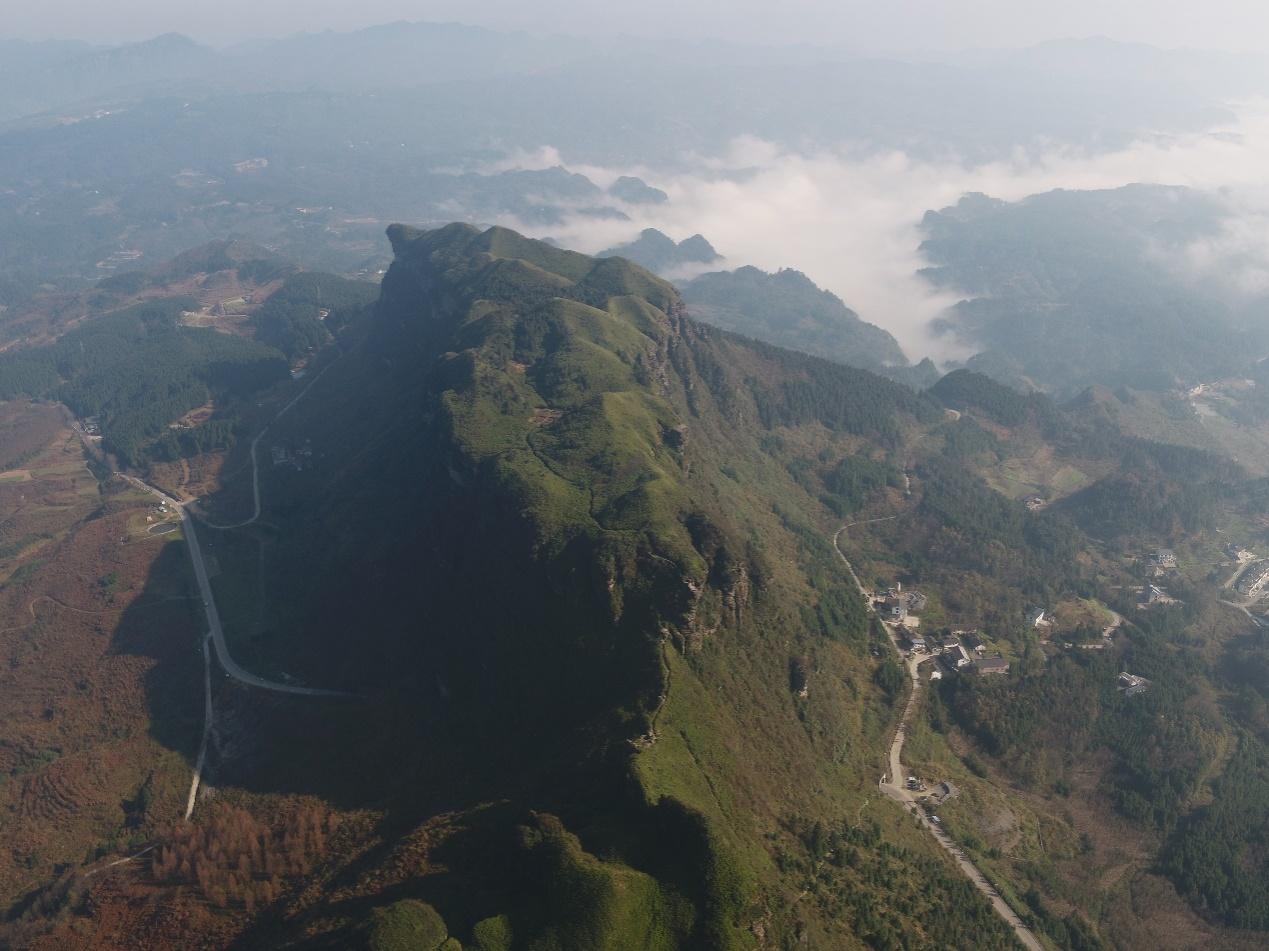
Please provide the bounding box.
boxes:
[833,520,1045,951]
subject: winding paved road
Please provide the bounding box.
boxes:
[833,519,1045,951]
[67,362,349,821]
[118,364,351,818]
[125,481,348,699]
[197,359,340,529]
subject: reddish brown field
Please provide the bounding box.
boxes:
[0,403,203,931]
[0,401,383,949]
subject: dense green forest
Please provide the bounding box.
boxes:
[741,340,941,447]
[1161,734,1269,930]
[251,272,379,358]
[929,369,1062,431]
[1059,441,1239,543]
[912,454,1086,597]
[0,297,287,464]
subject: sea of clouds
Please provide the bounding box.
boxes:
[492,101,1269,364]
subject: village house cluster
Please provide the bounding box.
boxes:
[895,623,1010,679]
[870,582,1013,677]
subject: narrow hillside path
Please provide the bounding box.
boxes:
[184,632,213,819]
[1220,599,1267,628]
[832,520,1045,951]
[82,844,156,880]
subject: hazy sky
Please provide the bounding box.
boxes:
[8,0,1269,53]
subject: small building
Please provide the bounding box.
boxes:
[973,657,1010,676]
[1118,672,1151,697]
[1235,560,1269,599]
[1024,495,1046,511]
[939,635,960,652]
[952,645,973,668]
[1149,549,1178,572]
[1026,607,1047,628]
[884,596,908,622]
[903,631,926,652]
[1139,584,1181,608]
[933,781,959,803]
[961,631,985,652]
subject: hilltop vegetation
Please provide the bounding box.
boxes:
[251,271,379,358]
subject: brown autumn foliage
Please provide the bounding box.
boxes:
[0,404,201,908]
[151,802,338,910]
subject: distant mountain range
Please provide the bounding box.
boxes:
[0,27,1255,161]
[921,184,1269,397]
[680,265,911,371]
[599,228,722,275]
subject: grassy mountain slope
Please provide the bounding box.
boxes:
[195,223,1022,949]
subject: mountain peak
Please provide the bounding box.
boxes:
[598,228,722,276]
[608,175,669,204]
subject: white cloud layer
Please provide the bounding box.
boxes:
[497,100,1269,364]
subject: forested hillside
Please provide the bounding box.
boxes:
[251,272,380,358]
[0,298,287,465]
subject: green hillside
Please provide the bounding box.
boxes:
[229,222,1026,948]
[229,225,1269,950]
